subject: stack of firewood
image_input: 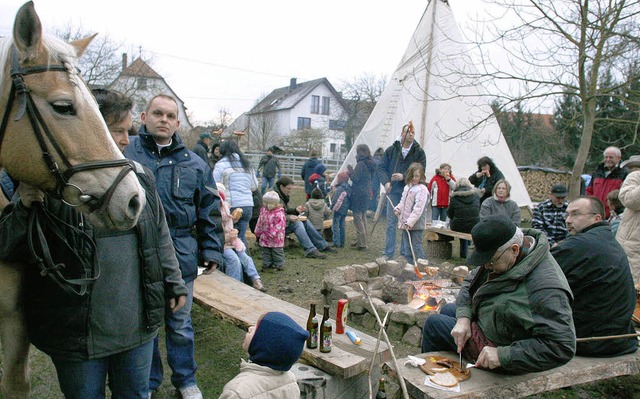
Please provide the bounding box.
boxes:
[519,168,571,202]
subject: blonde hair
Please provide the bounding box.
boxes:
[405,163,426,184]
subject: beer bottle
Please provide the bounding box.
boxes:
[376,377,387,399]
[306,303,318,349]
[319,304,332,353]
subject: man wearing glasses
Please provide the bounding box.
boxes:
[551,196,637,357]
[422,215,576,374]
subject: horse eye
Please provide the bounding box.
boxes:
[51,101,76,116]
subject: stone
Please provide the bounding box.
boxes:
[363,262,380,277]
[452,265,469,285]
[401,264,421,281]
[381,279,414,304]
[323,268,348,291]
[364,297,386,316]
[337,265,357,284]
[414,310,434,330]
[386,320,407,341]
[391,306,420,325]
[344,290,365,303]
[362,312,378,331]
[331,285,353,301]
[352,264,370,282]
[380,260,402,277]
[349,296,368,314]
[402,325,423,347]
[350,313,364,325]
[347,282,368,292]
[367,276,390,291]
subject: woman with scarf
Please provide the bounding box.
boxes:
[479,179,521,226]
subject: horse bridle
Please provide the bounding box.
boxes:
[0,45,133,212]
[0,45,137,296]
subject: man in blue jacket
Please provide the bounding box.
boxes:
[124,94,223,399]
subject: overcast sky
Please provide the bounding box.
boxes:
[1,0,486,125]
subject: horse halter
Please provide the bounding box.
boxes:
[0,45,133,213]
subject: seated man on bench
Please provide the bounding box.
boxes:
[422,215,576,374]
[551,196,637,357]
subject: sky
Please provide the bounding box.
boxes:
[0,0,487,126]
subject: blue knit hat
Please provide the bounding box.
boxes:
[248,312,309,371]
[314,163,327,175]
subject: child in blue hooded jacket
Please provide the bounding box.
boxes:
[220,312,309,399]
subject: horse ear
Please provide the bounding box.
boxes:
[71,34,98,57]
[13,1,43,63]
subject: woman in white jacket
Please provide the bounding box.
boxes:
[213,141,259,246]
[617,156,640,285]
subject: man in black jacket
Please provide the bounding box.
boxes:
[377,122,426,260]
[551,196,637,357]
[192,131,213,168]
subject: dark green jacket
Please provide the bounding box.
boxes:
[0,163,187,360]
[457,229,576,374]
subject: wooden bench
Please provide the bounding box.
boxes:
[385,351,640,398]
[193,271,389,379]
[424,227,472,259]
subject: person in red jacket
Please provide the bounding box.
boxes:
[586,146,628,218]
[428,163,456,223]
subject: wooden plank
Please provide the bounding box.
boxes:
[385,351,640,399]
[425,227,472,242]
[193,271,390,379]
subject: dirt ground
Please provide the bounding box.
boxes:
[3,185,640,398]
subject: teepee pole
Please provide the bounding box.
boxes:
[419,0,440,149]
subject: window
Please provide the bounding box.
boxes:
[329,119,346,130]
[137,77,147,90]
[322,97,330,115]
[311,95,320,114]
[330,143,337,153]
[297,117,311,130]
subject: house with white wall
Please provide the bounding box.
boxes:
[108,54,193,133]
[244,78,349,160]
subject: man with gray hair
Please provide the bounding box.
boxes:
[422,215,575,374]
[586,146,628,218]
[551,196,637,357]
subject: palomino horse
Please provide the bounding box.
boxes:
[0,2,147,397]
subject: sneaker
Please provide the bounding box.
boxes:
[305,249,327,259]
[252,278,267,292]
[275,264,284,271]
[322,245,338,253]
[179,385,203,399]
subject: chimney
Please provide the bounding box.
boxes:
[122,53,128,72]
[289,77,297,91]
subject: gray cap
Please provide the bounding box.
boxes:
[551,183,568,197]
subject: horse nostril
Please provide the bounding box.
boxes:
[128,194,142,218]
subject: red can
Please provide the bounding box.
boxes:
[336,299,349,334]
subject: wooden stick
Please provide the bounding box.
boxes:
[405,228,424,279]
[576,332,640,342]
[368,311,390,399]
[359,283,410,399]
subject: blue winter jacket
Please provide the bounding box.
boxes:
[124,127,224,282]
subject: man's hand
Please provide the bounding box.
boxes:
[169,295,187,313]
[17,183,45,208]
[476,346,501,369]
[202,261,219,275]
[450,317,471,354]
[391,173,404,182]
[385,182,392,192]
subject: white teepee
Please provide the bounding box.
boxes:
[340,0,532,207]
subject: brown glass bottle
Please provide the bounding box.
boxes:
[319,304,332,353]
[376,377,386,398]
[306,303,318,349]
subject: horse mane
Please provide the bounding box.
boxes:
[0,34,81,93]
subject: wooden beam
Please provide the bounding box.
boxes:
[193,271,390,379]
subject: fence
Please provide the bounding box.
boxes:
[245,152,343,184]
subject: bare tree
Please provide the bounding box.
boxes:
[450,0,640,196]
[248,113,280,152]
[338,73,387,150]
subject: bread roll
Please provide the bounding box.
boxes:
[430,371,459,388]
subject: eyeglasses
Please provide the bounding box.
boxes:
[486,247,511,267]
[566,212,596,219]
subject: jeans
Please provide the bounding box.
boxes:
[222,248,242,281]
[400,229,426,264]
[332,214,346,247]
[384,192,403,258]
[261,177,275,195]
[52,339,154,399]
[150,281,196,391]
[233,206,253,248]
[422,303,457,353]
[285,220,328,254]
[460,239,469,258]
[432,207,448,221]
[237,249,259,282]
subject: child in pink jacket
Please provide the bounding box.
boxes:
[255,191,287,271]
[394,162,430,264]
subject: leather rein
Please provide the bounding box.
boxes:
[0,45,134,295]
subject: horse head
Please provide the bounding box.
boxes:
[0,1,145,230]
